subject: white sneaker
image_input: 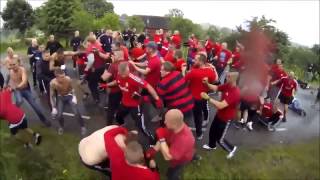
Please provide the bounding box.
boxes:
[239,118,245,124]
[202,144,216,151]
[226,146,237,159]
[81,127,87,136]
[247,122,253,131]
[58,127,64,135]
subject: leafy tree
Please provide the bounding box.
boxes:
[311,44,320,55]
[34,0,80,39]
[126,16,145,33]
[169,17,196,41]
[71,9,95,37]
[206,25,222,41]
[81,0,114,18]
[166,8,184,18]
[93,13,120,30]
[1,0,35,33]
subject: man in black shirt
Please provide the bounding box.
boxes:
[99,29,113,53]
[38,50,55,108]
[130,28,137,49]
[46,35,63,55]
[137,32,146,44]
[70,31,83,70]
[27,39,39,88]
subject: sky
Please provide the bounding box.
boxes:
[0,0,319,47]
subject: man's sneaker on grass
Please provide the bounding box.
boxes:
[58,127,64,135]
[81,127,87,136]
[34,133,42,145]
[226,146,237,159]
[202,144,216,151]
[24,143,33,149]
[197,134,203,140]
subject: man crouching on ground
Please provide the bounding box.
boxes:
[78,125,160,180]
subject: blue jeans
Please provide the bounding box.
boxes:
[56,95,84,128]
[14,87,49,124]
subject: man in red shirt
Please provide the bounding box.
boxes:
[130,42,146,62]
[185,53,218,139]
[113,62,163,138]
[205,36,214,61]
[85,35,110,103]
[271,71,297,122]
[0,88,42,147]
[163,44,176,64]
[130,42,161,89]
[201,72,240,159]
[257,98,283,131]
[174,50,187,73]
[157,62,194,124]
[269,59,288,101]
[146,109,195,180]
[171,30,182,49]
[213,42,232,77]
[104,126,160,180]
[101,50,135,125]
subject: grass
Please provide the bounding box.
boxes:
[0,120,319,180]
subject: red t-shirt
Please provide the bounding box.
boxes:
[86,42,106,69]
[217,84,241,121]
[171,35,182,49]
[104,127,160,180]
[262,103,283,119]
[279,77,297,97]
[108,60,135,93]
[144,38,150,45]
[166,124,195,167]
[160,41,169,57]
[76,53,87,66]
[130,47,145,61]
[116,73,148,107]
[0,90,25,124]
[175,59,186,72]
[185,67,217,100]
[231,51,243,70]
[120,46,129,61]
[154,34,162,44]
[212,43,221,54]
[216,49,232,68]
[146,55,161,88]
[205,39,214,52]
[164,50,176,64]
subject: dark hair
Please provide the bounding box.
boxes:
[54,68,65,75]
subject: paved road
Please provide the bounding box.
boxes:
[1,53,319,149]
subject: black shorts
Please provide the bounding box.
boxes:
[240,100,259,111]
[316,89,320,100]
[279,93,293,105]
[10,117,28,135]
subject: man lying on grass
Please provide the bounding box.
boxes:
[78,125,160,180]
[0,88,42,148]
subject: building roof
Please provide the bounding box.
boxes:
[135,15,170,30]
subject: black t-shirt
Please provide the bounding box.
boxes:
[27,46,38,62]
[137,34,146,44]
[100,34,113,52]
[46,41,63,55]
[40,60,54,80]
[70,37,82,51]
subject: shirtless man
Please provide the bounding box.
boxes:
[49,48,76,72]
[6,57,51,127]
[50,69,86,135]
[2,47,17,69]
[79,125,160,179]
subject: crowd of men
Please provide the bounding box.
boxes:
[0,27,319,180]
